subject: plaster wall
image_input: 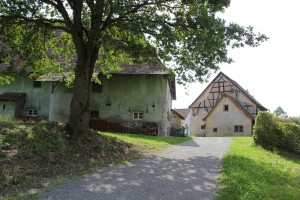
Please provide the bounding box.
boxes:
[205,97,253,136]
[160,80,172,135]
[188,82,213,136]
[170,111,183,128]
[49,74,172,135]
[189,109,208,136]
[0,75,173,135]
[0,78,52,119]
[0,102,15,118]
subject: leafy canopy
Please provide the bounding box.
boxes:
[0,0,268,84]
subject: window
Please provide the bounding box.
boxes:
[27,109,37,116]
[90,110,99,119]
[92,83,102,93]
[201,124,206,130]
[133,112,143,120]
[213,128,218,133]
[224,105,229,112]
[33,81,41,88]
[234,125,243,133]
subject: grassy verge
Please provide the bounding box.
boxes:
[218,137,300,200]
[0,118,191,199]
[101,132,192,151]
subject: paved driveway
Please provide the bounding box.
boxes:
[38,137,231,200]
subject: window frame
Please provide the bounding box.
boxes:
[234,125,244,133]
[133,112,143,120]
[26,108,38,117]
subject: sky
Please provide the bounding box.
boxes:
[172,0,300,117]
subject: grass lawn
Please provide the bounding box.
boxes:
[101,132,192,150]
[218,137,300,200]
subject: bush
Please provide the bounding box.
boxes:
[253,111,300,154]
[253,112,282,150]
[279,123,300,153]
[23,121,66,156]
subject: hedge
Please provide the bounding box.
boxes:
[253,111,300,153]
[279,123,300,153]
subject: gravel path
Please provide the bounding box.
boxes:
[38,137,231,200]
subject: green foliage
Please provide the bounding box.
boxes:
[253,111,282,150]
[0,0,268,84]
[23,121,66,156]
[0,23,62,84]
[219,137,300,200]
[0,117,27,150]
[0,118,66,157]
[253,111,300,154]
[279,123,300,153]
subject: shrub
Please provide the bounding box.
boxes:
[254,111,300,154]
[279,123,300,153]
[253,112,282,150]
[22,121,66,156]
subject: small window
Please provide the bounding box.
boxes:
[224,105,229,112]
[92,83,102,93]
[213,128,218,133]
[90,110,99,119]
[27,109,37,117]
[234,125,243,133]
[133,112,143,120]
[33,81,41,88]
[201,124,206,130]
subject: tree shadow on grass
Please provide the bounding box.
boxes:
[277,150,300,165]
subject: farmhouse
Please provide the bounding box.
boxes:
[0,64,176,136]
[187,72,267,136]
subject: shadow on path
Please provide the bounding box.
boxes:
[39,138,231,200]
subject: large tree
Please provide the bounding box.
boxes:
[0,0,268,137]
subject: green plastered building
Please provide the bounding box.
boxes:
[0,64,176,135]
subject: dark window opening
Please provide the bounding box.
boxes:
[133,112,143,120]
[3,104,5,110]
[213,128,218,132]
[201,124,206,130]
[92,83,102,93]
[33,81,41,88]
[234,125,243,133]
[91,111,99,119]
[224,105,229,112]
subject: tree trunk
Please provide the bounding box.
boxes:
[66,43,99,137]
